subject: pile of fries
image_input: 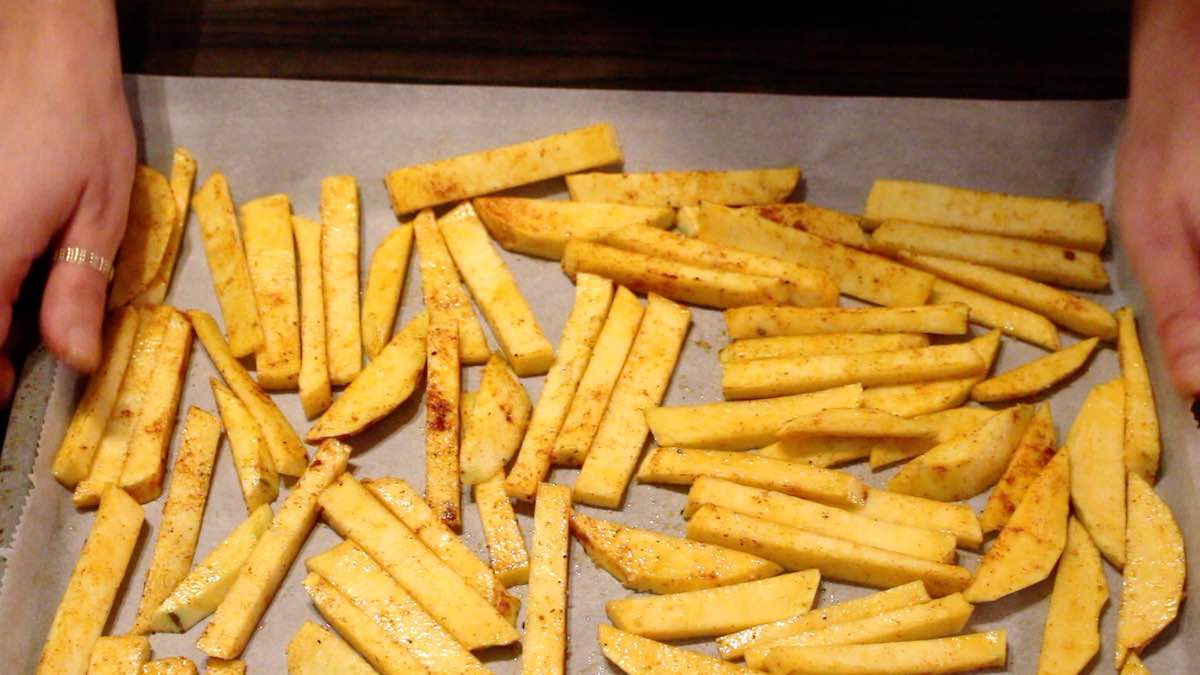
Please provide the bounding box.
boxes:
[37,123,1184,674]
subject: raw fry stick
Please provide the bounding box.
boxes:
[120,308,194,502]
[387,123,622,213]
[697,202,935,306]
[757,436,887,468]
[189,310,308,476]
[741,202,869,248]
[141,657,198,674]
[302,573,428,675]
[856,488,982,549]
[567,168,801,207]
[931,278,1060,350]
[205,660,245,675]
[193,172,262,356]
[675,205,701,235]
[136,147,198,305]
[573,294,691,508]
[725,303,969,339]
[36,488,143,675]
[719,332,929,363]
[86,635,150,675]
[474,196,674,260]
[1067,379,1127,568]
[320,175,363,385]
[778,407,936,439]
[506,274,614,500]
[978,402,1057,533]
[522,483,572,675]
[1122,655,1151,675]
[1036,518,1107,675]
[864,178,1108,252]
[52,307,141,487]
[240,193,300,389]
[413,208,490,364]
[1117,308,1161,481]
[287,621,376,675]
[197,440,351,659]
[110,166,176,308]
[424,312,461,529]
[460,354,532,484]
[131,407,223,634]
[971,337,1098,402]
[361,222,414,359]
[872,220,1108,290]
[211,379,278,511]
[862,329,1001,418]
[761,631,1007,675]
[474,474,531,586]
[292,215,332,418]
[598,625,746,674]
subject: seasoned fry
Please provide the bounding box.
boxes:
[136,146,197,305]
[110,165,176,308]
[424,312,461,529]
[719,332,929,363]
[474,474,531,586]
[855,488,982,549]
[863,329,1000,418]
[761,631,1007,675]
[566,168,800,206]
[140,657,198,675]
[287,621,375,675]
[778,407,936,439]
[979,402,1057,533]
[413,207,490,364]
[522,483,572,675]
[741,202,869,248]
[1117,307,1161,481]
[598,624,747,674]
[675,205,701,236]
[292,215,333,418]
[1066,379,1127,567]
[320,175,363,385]
[725,304,969,339]
[1036,517,1107,675]
[971,337,1097,402]
[930,278,1060,349]
[473,196,674,259]
[361,222,414,359]
[1121,654,1151,675]
[192,172,263,356]
[759,435,901,469]
[240,193,300,389]
[302,573,428,675]
[461,355,531,484]
[86,635,150,675]
[212,379,279,511]
[868,406,998,469]
[205,660,245,675]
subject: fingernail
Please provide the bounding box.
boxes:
[66,322,99,372]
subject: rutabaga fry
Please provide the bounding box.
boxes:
[413,207,491,364]
[86,636,150,675]
[1066,379,1127,567]
[1117,307,1162,481]
[192,172,262,356]
[460,354,531,484]
[930,278,1060,350]
[474,474,531,586]
[724,303,969,339]
[567,168,800,207]
[970,337,1098,402]
[719,332,929,363]
[855,488,983,550]
[286,622,376,675]
[777,407,936,439]
[760,631,1007,675]
[598,625,748,675]
[522,483,573,675]
[424,312,461,529]
[135,146,197,305]
[978,402,1057,533]
[240,193,300,389]
[109,165,176,308]
[302,573,429,675]
[320,175,363,385]
[473,196,673,260]
[292,215,333,418]
[868,406,998,469]
[740,201,869,248]
[1035,517,1107,675]
[361,222,415,359]
[862,329,1002,418]
[211,379,279,512]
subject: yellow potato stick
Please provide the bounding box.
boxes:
[598,625,747,674]
[320,175,363,385]
[1066,379,1127,567]
[778,407,937,439]
[425,312,462,529]
[1121,654,1151,675]
[978,402,1057,533]
[971,337,1098,402]
[287,621,375,675]
[302,573,429,675]
[761,631,1007,675]
[205,659,245,675]
[1036,517,1107,675]
[522,483,572,675]
[474,196,674,260]
[86,635,150,675]
[931,278,1060,349]
[109,166,176,308]
[292,215,333,418]
[719,332,929,362]
[725,303,969,339]
[460,354,532,484]
[361,222,414,359]
[855,488,983,550]
[140,657,199,675]
[758,436,892,469]
[567,168,800,207]
[211,379,279,511]
[413,207,491,364]
[240,193,300,389]
[136,146,197,305]
[741,201,869,248]
[192,172,263,357]
[474,474,531,586]
[862,329,1001,418]
[1117,308,1161,481]
[675,205,701,235]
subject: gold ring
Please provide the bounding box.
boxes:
[53,246,114,282]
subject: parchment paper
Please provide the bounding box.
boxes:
[1,75,1195,673]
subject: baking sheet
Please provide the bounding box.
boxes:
[1,75,1195,673]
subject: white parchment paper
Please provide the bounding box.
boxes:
[1,75,1195,673]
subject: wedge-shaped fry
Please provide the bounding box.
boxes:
[888,405,1033,501]
[211,379,279,511]
[697,202,935,306]
[762,631,1007,675]
[193,173,262,356]
[474,196,674,259]
[1036,517,1107,675]
[110,165,176,308]
[136,147,197,305]
[522,483,572,675]
[317,473,520,649]
[570,512,781,593]
[52,307,141,487]
[724,343,985,400]
[979,402,1057,533]
[869,407,998,469]
[686,478,956,563]
[413,208,490,364]
[320,175,362,384]
[205,660,245,675]
[862,330,1002,418]
[148,504,272,633]
[86,635,150,675]
[717,582,932,661]
[120,308,193,502]
[1121,654,1151,675]
[306,542,488,674]
[931,278,1060,349]
[872,220,1108,290]
[855,488,983,550]
[302,573,428,675]
[598,624,749,674]
[361,222,414,359]
[424,313,461,529]
[461,354,532,484]
[568,168,799,207]
[552,287,644,465]
[759,436,900,469]
[131,407,222,634]
[189,310,308,476]
[506,274,614,500]
[741,202,869,248]
[608,570,820,640]
[291,215,333,418]
[972,337,1097,402]
[240,193,300,388]
[964,451,1069,602]
[287,621,376,675]
[646,384,864,452]
[474,474,530,586]
[307,312,428,440]
[778,407,936,439]
[864,179,1107,251]
[141,658,198,675]
[365,477,520,623]
[720,333,929,363]
[639,448,867,507]
[36,488,143,675]
[725,303,968,340]
[1117,308,1161,481]
[1067,379,1126,567]
[573,294,691,508]
[1116,473,1186,668]
[387,123,622,213]
[676,204,701,234]
[197,440,351,659]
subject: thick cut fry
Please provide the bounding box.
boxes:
[36,488,143,675]
[856,488,983,550]
[720,333,929,363]
[197,440,351,659]
[598,624,749,674]
[361,222,414,359]
[862,330,1002,418]
[868,407,998,469]
[387,123,622,213]
[211,379,279,511]
[688,505,970,596]
[639,448,867,507]
[762,631,1007,675]
[1036,517,1108,675]
[931,278,1060,349]
[461,354,532,483]
[292,215,333,418]
[240,193,300,389]
[552,287,645,466]
[742,202,869,248]
[522,483,572,675]
[573,294,691,508]
[307,312,428,440]
[193,173,262,356]
[725,304,968,340]
[302,573,428,675]
[189,310,308,476]
[979,402,1057,533]
[872,220,1108,290]
[413,207,490,363]
[686,478,956,563]
[87,635,150,675]
[506,274,613,500]
[141,658,198,675]
[474,196,674,259]
[778,407,936,439]
[646,384,864,452]
[697,202,935,306]
[676,204,701,235]
[1117,308,1161,481]
[131,407,222,634]
[287,621,375,675]
[1121,654,1151,675]
[964,451,1069,602]
[760,435,903,469]
[567,168,800,207]
[110,166,177,308]
[1116,473,1186,668]
[52,307,141,487]
[320,175,363,384]
[864,179,1107,251]
[474,474,530,586]
[424,313,461,529]
[205,660,245,675]
[570,512,781,594]
[972,337,1097,402]
[136,147,197,305]
[1067,379,1127,567]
